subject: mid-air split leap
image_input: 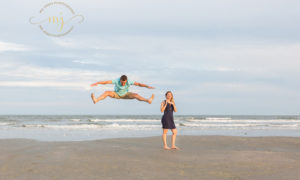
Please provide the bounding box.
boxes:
[90,75,155,104]
[90,75,179,150]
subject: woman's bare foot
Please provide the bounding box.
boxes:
[164,146,171,150]
[171,146,179,150]
[148,94,155,104]
[91,93,96,104]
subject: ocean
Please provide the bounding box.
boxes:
[0,115,300,141]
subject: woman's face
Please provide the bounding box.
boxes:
[166,92,172,100]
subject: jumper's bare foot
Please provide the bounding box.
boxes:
[148,94,155,104]
[164,146,171,150]
[91,93,96,104]
[171,146,179,150]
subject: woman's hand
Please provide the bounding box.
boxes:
[170,99,175,105]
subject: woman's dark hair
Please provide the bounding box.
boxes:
[120,75,127,81]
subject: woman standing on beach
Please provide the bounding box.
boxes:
[160,91,179,150]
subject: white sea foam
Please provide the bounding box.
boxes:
[205,117,232,120]
[103,123,161,129]
[186,119,300,123]
[22,123,300,130]
[2,115,300,141]
[21,123,161,130]
[88,119,160,122]
[0,122,12,126]
[23,124,100,129]
[270,124,300,127]
[70,119,81,122]
[181,123,300,129]
[181,123,263,127]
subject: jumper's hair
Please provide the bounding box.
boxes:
[120,75,127,81]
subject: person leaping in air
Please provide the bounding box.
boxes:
[90,75,155,104]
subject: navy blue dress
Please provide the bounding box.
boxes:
[161,100,176,129]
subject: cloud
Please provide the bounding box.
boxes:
[0,61,160,93]
[0,81,92,90]
[200,82,291,94]
[0,62,114,80]
[0,41,30,52]
[42,33,300,82]
[51,37,127,51]
[72,60,109,66]
[0,62,124,91]
[51,38,76,48]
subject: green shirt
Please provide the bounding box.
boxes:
[112,77,135,96]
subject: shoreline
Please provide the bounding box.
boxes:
[1,135,300,179]
[2,134,300,142]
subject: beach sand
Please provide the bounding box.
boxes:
[1,135,300,180]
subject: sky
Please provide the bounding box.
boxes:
[0,0,300,115]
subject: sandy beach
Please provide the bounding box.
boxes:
[1,135,300,180]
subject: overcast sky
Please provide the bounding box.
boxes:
[0,0,300,115]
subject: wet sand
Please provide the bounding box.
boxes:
[1,135,300,180]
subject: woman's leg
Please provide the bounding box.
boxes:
[171,128,179,149]
[162,129,170,150]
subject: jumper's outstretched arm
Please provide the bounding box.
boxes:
[134,82,155,89]
[90,80,112,87]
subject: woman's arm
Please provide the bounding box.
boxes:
[90,80,112,87]
[160,100,167,113]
